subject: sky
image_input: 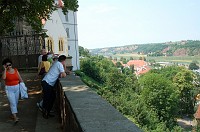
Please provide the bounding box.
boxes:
[77,0,200,49]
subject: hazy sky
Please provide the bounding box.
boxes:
[77,0,200,49]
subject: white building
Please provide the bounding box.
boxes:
[43,0,80,70]
[57,9,80,70]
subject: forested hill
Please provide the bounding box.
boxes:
[89,40,200,56]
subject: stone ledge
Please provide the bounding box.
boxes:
[59,75,142,132]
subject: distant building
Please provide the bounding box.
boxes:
[111,60,151,75]
[127,60,151,75]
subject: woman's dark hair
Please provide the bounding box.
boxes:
[2,58,12,65]
[58,55,67,62]
[42,55,48,61]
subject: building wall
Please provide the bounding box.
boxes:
[44,10,68,58]
[57,9,80,70]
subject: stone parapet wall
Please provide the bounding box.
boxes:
[56,79,82,132]
[58,74,142,132]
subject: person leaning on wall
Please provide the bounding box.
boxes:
[1,58,23,124]
[41,55,67,119]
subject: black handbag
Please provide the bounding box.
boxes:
[39,67,46,75]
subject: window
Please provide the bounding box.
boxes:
[39,36,43,49]
[68,46,70,50]
[65,12,68,21]
[66,28,70,38]
[47,39,53,51]
[59,40,64,51]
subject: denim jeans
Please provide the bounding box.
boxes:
[41,81,56,114]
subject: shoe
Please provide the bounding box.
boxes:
[37,102,43,112]
[48,113,55,117]
[42,112,55,119]
[50,110,55,113]
[42,109,49,119]
[42,112,48,119]
[10,115,14,119]
[14,118,19,125]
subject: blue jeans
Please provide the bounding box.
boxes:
[41,81,56,114]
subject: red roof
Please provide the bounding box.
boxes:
[112,60,151,75]
[137,66,151,75]
[127,60,147,67]
[127,60,150,75]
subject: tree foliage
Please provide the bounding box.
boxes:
[0,0,79,35]
[80,55,115,83]
[79,55,184,131]
[79,46,90,57]
[189,62,199,70]
[151,66,197,115]
[139,73,179,127]
[89,40,200,57]
[173,69,195,115]
[116,61,122,68]
[150,66,184,80]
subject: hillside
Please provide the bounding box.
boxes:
[89,40,200,56]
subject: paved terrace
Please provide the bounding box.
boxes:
[0,73,141,132]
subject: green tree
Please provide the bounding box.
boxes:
[192,60,199,64]
[106,69,125,93]
[139,56,143,60]
[122,58,127,64]
[116,62,122,68]
[95,57,115,83]
[130,57,134,60]
[189,62,199,70]
[80,57,102,83]
[80,55,116,83]
[139,73,179,127]
[114,57,117,61]
[79,55,184,131]
[150,66,184,80]
[0,0,79,35]
[173,69,195,115]
[79,46,90,57]
[120,57,124,61]
[150,66,196,115]
[148,59,156,66]
[130,64,134,73]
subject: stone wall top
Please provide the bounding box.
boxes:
[59,74,142,132]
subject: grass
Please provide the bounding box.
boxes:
[147,56,200,63]
[112,53,200,64]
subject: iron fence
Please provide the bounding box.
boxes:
[0,34,45,71]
